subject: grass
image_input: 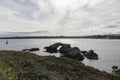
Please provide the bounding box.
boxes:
[0,50,120,80]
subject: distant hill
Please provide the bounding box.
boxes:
[82,34,120,39]
[0,34,120,39]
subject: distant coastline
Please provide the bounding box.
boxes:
[0,34,120,39]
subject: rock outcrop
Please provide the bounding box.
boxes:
[22,48,40,52]
[81,50,87,55]
[44,42,62,53]
[59,44,71,53]
[112,65,118,69]
[44,43,84,61]
[44,43,99,61]
[30,48,40,51]
[84,50,98,60]
[61,47,84,61]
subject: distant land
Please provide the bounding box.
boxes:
[0,34,120,39]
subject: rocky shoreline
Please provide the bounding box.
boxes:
[21,42,120,75]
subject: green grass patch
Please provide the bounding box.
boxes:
[0,50,119,80]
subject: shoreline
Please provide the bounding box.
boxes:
[0,37,120,40]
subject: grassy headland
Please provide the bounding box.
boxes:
[0,50,120,80]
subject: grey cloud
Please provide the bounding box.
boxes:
[13,0,35,6]
[0,0,120,36]
[105,25,120,28]
[0,31,49,37]
[0,0,54,21]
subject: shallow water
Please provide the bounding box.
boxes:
[0,39,120,73]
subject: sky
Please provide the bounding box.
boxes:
[0,0,120,36]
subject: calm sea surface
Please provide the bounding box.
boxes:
[0,39,120,73]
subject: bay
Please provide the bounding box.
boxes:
[0,39,120,73]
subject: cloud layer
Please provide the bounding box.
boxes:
[0,0,120,36]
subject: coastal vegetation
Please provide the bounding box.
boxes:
[0,50,120,80]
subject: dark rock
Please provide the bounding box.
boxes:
[22,49,30,52]
[59,44,71,53]
[81,50,87,55]
[29,48,40,51]
[22,48,40,52]
[44,42,63,53]
[112,65,118,69]
[84,50,98,60]
[61,47,84,61]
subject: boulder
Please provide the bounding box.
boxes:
[112,65,118,69]
[29,48,40,51]
[22,49,30,52]
[61,47,84,61]
[44,42,63,53]
[59,44,71,53]
[84,50,98,60]
[22,48,40,52]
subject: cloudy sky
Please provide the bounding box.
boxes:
[0,0,120,36]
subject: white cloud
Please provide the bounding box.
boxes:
[0,0,120,36]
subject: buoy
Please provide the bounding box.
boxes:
[6,40,8,44]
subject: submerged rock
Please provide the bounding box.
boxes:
[84,50,98,60]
